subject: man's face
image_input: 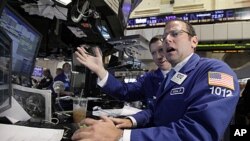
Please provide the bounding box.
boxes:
[150,40,171,71]
[63,64,71,73]
[162,21,198,66]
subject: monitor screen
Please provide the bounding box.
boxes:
[0,0,7,16]
[118,0,142,30]
[72,52,87,73]
[32,66,43,77]
[0,5,42,78]
[120,0,132,29]
[0,26,12,113]
[96,20,112,41]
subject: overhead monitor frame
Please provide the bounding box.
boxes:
[0,26,12,113]
[0,0,8,16]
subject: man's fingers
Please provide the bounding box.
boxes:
[77,46,87,56]
[109,117,121,123]
[100,116,114,124]
[71,128,91,140]
[83,118,99,126]
[75,48,87,61]
[93,47,102,57]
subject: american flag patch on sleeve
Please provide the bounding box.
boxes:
[208,71,234,90]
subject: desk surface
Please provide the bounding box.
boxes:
[15,121,79,141]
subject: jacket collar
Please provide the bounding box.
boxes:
[179,53,200,74]
[158,53,200,98]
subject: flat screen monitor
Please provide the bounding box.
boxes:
[96,20,112,41]
[32,66,43,77]
[0,26,12,113]
[0,0,7,16]
[0,4,42,78]
[72,52,86,72]
[118,0,142,30]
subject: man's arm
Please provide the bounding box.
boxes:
[129,60,240,141]
[101,72,147,101]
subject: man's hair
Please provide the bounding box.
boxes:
[62,62,71,69]
[149,35,163,51]
[165,19,197,37]
[43,68,51,75]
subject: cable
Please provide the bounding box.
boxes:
[42,117,60,125]
[76,0,90,18]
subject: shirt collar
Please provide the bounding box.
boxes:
[173,53,193,72]
[161,70,170,78]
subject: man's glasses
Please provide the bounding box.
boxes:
[163,29,193,39]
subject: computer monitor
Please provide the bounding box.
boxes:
[32,66,43,77]
[0,0,7,16]
[0,26,12,113]
[0,4,42,79]
[118,0,142,31]
[96,20,112,41]
[71,52,87,73]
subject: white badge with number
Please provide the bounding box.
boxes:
[171,72,187,85]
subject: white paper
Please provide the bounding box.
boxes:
[21,0,68,20]
[120,105,142,116]
[0,97,31,123]
[92,105,142,117]
[12,84,52,122]
[67,26,87,38]
[0,124,64,141]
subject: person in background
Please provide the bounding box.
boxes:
[36,68,53,89]
[55,68,63,78]
[53,62,73,96]
[52,62,73,111]
[72,19,240,141]
[74,35,171,109]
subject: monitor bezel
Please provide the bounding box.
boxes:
[0,0,8,16]
[0,26,12,113]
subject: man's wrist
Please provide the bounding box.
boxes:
[97,68,107,80]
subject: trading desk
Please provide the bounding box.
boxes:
[0,111,96,141]
[15,121,78,141]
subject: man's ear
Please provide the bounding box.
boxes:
[191,36,198,48]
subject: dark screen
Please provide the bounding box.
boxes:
[0,27,12,113]
[118,0,142,30]
[0,0,7,16]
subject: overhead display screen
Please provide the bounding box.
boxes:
[127,7,250,29]
[197,43,250,51]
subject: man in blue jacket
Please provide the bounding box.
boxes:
[52,62,74,111]
[76,35,171,108]
[72,19,240,141]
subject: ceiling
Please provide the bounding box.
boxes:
[6,0,123,59]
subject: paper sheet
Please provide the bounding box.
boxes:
[92,105,142,117]
[0,124,64,141]
[0,97,31,123]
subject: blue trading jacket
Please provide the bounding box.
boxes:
[54,73,71,91]
[102,68,165,107]
[129,54,240,141]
